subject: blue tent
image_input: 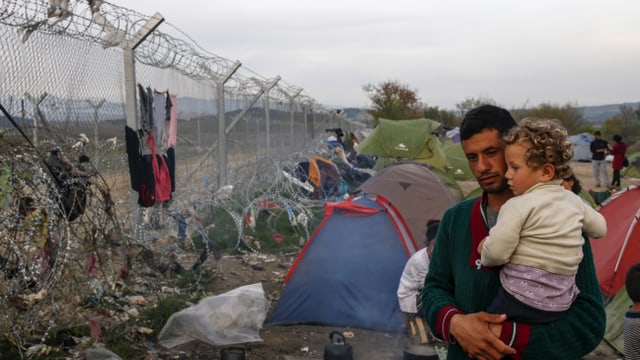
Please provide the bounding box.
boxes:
[266,195,418,333]
[568,133,593,162]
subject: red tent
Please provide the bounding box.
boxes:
[590,184,640,297]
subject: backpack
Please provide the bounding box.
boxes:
[45,151,89,221]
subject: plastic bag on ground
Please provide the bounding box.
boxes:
[158,283,270,348]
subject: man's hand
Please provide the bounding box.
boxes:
[449,312,516,360]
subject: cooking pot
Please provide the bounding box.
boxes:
[403,343,439,360]
[220,347,246,360]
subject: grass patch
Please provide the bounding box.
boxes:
[197,206,240,251]
[139,295,189,334]
[194,202,326,254]
[0,339,22,358]
[164,267,218,293]
[103,328,147,359]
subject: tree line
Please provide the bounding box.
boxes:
[362,80,640,149]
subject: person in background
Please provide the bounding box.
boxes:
[398,219,440,344]
[590,130,609,188]
[561,173,582,194]
[610,134,627,188]
[625,263,640,360]
[422,105,605,360]
[478,118,606,325]
[561,173,596,208]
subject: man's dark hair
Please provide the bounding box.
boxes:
[626,263,640,303]
[594,131,601,136]
[613,134,622,143]
[459,105,517,141]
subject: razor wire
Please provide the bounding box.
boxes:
[0,0,311,102]
[0,0,366,353]
[0,143,130,349]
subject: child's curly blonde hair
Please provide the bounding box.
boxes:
[503,118,574,179]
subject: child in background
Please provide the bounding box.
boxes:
[398,219,440,344]
[478,118,607,323]
[561,173,596,208]
[625,263,640,360]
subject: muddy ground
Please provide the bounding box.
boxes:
[153,253,621,360]
[154,253,416,360]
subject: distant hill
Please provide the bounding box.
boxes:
[2,98,636,130]
[343,107,364,118]
[342,102,640,125]
[579,102,640,123]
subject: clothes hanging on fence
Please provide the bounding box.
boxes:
[146,133,172,202]
[164,90,172,120]
[166,146,175,192]
[125,126,140,192]
[138,84,154,135]
[167,94,178,148]
[126,126,155,206]
[153,91,166,147]
[125,126,176,207]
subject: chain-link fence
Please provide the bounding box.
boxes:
[0,0,370,352]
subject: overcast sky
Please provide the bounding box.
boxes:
[122,0,640,110]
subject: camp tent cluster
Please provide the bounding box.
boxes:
[266,161,459,332]
[267,118,464,333]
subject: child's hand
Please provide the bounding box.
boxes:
[477,239,485,254]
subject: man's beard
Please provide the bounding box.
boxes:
[482,176,509,194]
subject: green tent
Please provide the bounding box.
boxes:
[356,118,449,174]
[441,139,474,181]
[623,151,640,179]
[464,186,483,200]
[579,188,597,208]
[603,286,631,355]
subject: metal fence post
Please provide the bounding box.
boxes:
[121,12,164,241]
